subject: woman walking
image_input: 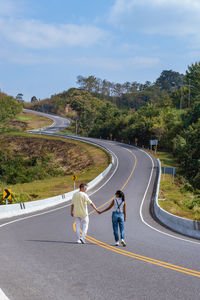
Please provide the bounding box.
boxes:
[99,190,126,246]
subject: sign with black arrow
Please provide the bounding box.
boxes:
[72,175,78,182]
[3,189,11,200]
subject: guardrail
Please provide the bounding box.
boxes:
[0,161,113,220]
[0,135,115,220]
[153,159,200,239]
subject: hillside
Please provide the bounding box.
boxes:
[24,63,200,193]
[0,111,109,204]
[0,92,23,122]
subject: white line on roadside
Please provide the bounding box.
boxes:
[138,148,200,246]
[6,110,198,245]
[0,147,119,229]
[0,204,71,229]
[0,288,10,300]
[89,148,119,196]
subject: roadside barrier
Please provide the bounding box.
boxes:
[153,159,200,239]
[0,140,115,220]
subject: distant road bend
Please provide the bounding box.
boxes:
[0,110,200,300]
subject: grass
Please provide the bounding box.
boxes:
[153,151,200,220]
[5,141,109,201]
[16,112,53,129]
[0,112,53,134]
[155,151,178,167]
[5,159,108,201]
[0,112,110,203]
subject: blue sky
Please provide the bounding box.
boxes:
[0,0,200,101]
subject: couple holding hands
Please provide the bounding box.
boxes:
[71,183,126,247]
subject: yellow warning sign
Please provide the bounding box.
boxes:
[3,189,11,200]
[72,175,78,182]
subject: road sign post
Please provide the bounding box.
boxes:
[154,145,157,155]
[3,189,11,205]
[162,167,176,183]
[149,140,158,151]
[72,175,78,190]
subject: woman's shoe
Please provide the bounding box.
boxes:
[121,239,126,247]
[115,241,119,246]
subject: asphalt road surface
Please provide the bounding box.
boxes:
[0,111,200,300]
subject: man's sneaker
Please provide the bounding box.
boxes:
[77,239,81,244]
[115,241,119,246]
[80,238,85,244]
[121,239,126,247]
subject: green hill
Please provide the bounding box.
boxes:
[24,63,200,192]
[0,92,23,122]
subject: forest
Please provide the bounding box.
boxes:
[23,63,200,192]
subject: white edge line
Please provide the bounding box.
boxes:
[138,148,200,246]
[0,147,119,229]
[89,148,119,196]
[0,204,71,229]
[1,131,198,246]
[0,288,10,300]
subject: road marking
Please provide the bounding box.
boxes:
[0,148,118,229]
[1,126,199,277]
[74,148,200,278]
[138,148,200,246]
[0,204,72,229]
[85,235,200,278]
[0,288,10,300]
[88,148,136,213]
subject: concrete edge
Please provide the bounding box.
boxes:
[0,140,114,220]
[153,159,200,239]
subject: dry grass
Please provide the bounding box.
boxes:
[155,151,200,220]
[15,112,53,129]
[1,112,109,202]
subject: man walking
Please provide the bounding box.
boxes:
[71,183,99,244]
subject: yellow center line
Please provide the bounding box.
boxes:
[85,235,200,277]
[73,148,200,278]
[89,148,137,214]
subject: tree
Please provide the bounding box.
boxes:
[77,75,101,93]
[185,62,200,105]
[31,96,38,103]
[173,120,200,189]
[155,70,184,93]
[101,79,112,97]
[16,93,24,103]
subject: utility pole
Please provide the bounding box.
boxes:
[180,87,183,110]
[188,79,191,108]
[75,118,78,135]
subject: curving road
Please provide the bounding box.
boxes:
[0,111,200,300]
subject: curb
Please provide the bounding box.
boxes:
[153,159,200,239]
[0,137,115,220]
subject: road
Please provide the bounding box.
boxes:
[0,111,200,300]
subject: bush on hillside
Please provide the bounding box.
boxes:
[0,92,22,122]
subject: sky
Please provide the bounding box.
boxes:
[0,0,200,101]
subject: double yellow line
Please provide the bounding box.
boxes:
[73,148,200,278]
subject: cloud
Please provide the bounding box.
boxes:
[0,0,24,17]
[73,56,160,71]
[108,0,200,38]
[0,18,108,49]
[0,0,16,15]
[1,52,63,65]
